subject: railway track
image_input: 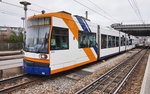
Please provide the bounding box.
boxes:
[0,74,39,93]
[76,48,149,94]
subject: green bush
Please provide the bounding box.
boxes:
[7,31,23,43]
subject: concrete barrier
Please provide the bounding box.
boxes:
[0,66,25,79]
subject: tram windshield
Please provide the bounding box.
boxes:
[24,27,50,53]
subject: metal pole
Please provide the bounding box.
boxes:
[86,11,88,20]
[119,31,120,53]
[25,10,27,31]
[125,32,127,51]
[97,25,100,60]
[21,17,25,30]
[20,1,31,49]
[23,19,24,29]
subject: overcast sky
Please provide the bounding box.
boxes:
[0,0,150,27]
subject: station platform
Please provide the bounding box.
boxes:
[0,58,23,70]
[0,54,23,61]
[140,53,150,94]
[0,50,21,56]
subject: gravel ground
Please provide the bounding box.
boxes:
[12,50,138,94]
[0,76,31,90]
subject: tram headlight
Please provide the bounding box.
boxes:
[40,54,48,59]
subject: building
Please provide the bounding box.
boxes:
[0,26,22,42]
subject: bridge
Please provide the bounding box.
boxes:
[111,24,150,36]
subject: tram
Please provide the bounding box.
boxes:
[23,11,138,75]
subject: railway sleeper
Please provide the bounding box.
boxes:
[103,88,112,93]
[110,75,122,79]
[109,83,117,87]
[113,79,120,83]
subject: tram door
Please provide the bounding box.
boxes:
[50,26,70,69]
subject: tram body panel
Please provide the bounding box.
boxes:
[120,32,126,52]
[50,16,97,73]
[100,27,120,58]
[128,35,134,50]
[52,17,68,28]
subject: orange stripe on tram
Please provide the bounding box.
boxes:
[24,57,50,63]
[51,60,92,74]
[62,16,97,61]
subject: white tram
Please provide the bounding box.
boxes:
[23,11,138,75]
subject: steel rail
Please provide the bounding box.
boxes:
[112,47,149,94]
[76,49,144,94]
[0,74,27,83]
[99,65,129,94]
[0,78,38,93]
[0,74,39,93]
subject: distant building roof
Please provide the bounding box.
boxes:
[0,30,7,32]
[0,26,21,29]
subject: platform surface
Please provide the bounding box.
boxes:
[0,59,23,70]
[0,54,23,60]
[140,53,150,94]
[0,50,20,54]
[0,50,21,56]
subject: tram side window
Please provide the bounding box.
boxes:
[116,37,119,47]
[89,33,96,47]
[50,27,69,50]
[101,34,107,49]
[112,36,115,47]
[108,35,112,48]
[79,31,88,48]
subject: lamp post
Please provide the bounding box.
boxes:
[19,1,31,30]
[20,1,31,49]
[21,17,25,31]
[21,17,25,47]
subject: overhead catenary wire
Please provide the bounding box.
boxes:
[128,0,144,24]
[128,0,141,22]
[31,2,54,12]
[132,0,144,23]
[0,11,20,17]
[0,1,41,13]
[131,0,144,23]
[0,9,23,18]
[73,0,116,23]
[0,8,23,17]
[87,0,119,22]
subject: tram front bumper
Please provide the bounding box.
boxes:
[23,59,51,75]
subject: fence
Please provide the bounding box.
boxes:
[0,43,23,51]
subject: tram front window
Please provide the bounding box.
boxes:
[25,27,50,53]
